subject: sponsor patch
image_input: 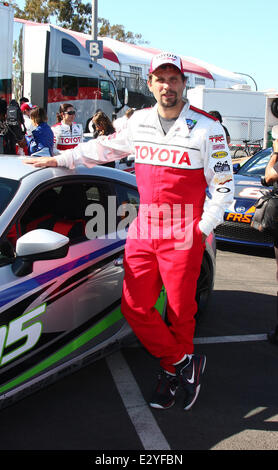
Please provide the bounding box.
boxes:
[60,136,82,144]
[213,175,233,185]
[134,144,192,168]
[186,119,197,130]
[225,212,252,223]
[211,151,228,159]
[214,160,231,172]
[138,124,157,130]
[209,134,225,143]
[216,187,231,193]
[212,144,226,150]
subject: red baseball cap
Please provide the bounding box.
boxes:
[20,103,32,112]
[149,52,184,74]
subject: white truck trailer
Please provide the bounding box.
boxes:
[0,1,14,103]
[1,3,124,129]
[13,19,124,128]
[187,86,266,147]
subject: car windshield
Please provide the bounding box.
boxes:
[237,148,272,178]
[0,177,20,216]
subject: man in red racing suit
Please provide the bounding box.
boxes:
[25,52,234,411]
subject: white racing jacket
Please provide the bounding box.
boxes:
[52,121,83,154]
[56,100,234,236]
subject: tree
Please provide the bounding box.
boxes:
[98,18,148,44]
[48,0,92,33]
[14,0,92,32]
[13,1,148,43]
[13,0,51,23]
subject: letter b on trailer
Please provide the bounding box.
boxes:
[86,40,103,59]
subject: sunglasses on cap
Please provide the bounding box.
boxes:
[65,110,76,115]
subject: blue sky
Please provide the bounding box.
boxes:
[15,0,277,92]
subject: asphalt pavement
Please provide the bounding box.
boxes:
[1,242,278,454]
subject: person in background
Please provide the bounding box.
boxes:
[113,108,135,132]
[92,110,115,137]
[263,130,278,344]
[26,107,54,156]
[20,102,36,137]
[91,110,116,167]
[84,108,102,134]
[20,97,29,106]
[113,108,136,169]
[208,110,231,145]
[0,98,25,154]
[52,103,83,154]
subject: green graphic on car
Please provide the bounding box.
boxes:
[0,288,166,395]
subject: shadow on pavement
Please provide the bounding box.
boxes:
[216,241,275,259]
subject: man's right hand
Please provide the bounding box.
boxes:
[23,157,58,167]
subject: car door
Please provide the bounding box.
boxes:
[0,175,135,397]
[0,181,79,395]
[61,177,129,342]
[22,177,130,346]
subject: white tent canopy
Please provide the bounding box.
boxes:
[62,28,247,89]
[15,19,247,90]
[97,37,246,89]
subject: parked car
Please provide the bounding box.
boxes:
[215,147,273,247]
[0,157,215,408]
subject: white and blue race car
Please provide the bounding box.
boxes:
[215,147,274,248]
[0,157,215,408]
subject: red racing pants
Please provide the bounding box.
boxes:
[121,213,205,374]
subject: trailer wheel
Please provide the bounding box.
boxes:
[271,98,278,119]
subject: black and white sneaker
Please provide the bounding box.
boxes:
[176,354,206,411]
[149,370,179,410]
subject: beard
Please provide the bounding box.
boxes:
[160,91,178,108]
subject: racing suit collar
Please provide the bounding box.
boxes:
[61,121,74,130]
[151,99,190,137]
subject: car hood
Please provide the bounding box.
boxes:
[227,174,266,215]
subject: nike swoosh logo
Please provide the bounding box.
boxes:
[187,363,195,384]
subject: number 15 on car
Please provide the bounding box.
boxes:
[0,303,46,366]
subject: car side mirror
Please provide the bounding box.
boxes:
[12,229,69,277]
[233,163,240,173]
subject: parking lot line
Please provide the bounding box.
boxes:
[194,334,267,344]
[106,351,171,451]
[128,334,268,348]
[108,334,267,450]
